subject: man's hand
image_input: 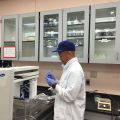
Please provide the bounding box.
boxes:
[45,72,57,88]
[46,72,55,80]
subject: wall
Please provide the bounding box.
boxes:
[0,0,120,15]
[0,0,120,95]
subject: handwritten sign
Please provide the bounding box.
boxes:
[0,47,1,58]
[3,46,16,58]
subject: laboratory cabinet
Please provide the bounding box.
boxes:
[1,13,39,61]
[63,6,89,63]
[90,2,120,64]
[19,12,39,61]
[1,15,19,60]
[39,10,62,61]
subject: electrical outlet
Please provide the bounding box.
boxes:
[86,79,90,86]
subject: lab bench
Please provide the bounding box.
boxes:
[36,86,120,120]
[22,86,120,120]
[37,86,120,120]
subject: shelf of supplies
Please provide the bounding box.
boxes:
[43,37,58,40]
[67,36,84,38]
[44,45,57,47]
[95,29,115,33]
[95,17,116,23]
[95,36,115,39]
[67,22,84,25]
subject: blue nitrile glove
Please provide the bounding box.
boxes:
[45,72,57,88]
[46,72,55,80]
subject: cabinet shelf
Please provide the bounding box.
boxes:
[67,24,84,28]
[95,17,116,23]
[67,23,84,25]
[95,36,115,40]
[4,41,15,42]
[67,36,84,38]
[95,29,115,33]
[43,37,58,40]
[22,40,35,42]
[44,25,58,28]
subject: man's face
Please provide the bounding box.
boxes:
[58,51,68,65]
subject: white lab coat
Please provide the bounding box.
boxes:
[54,57,86,120]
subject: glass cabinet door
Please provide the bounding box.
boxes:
[40,10,62,61]
[19,13,39,61]
[2,15,18,60]
[63,6,89,63]
[90,2,119,63]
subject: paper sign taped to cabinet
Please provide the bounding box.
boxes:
[3,46,16,58]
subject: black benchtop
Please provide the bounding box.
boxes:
[37,86,120,117]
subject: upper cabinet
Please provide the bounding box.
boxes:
[39,10,62,62]
[19,12,39,61]
[2,2,120,64]
[1,15,19,60]
[63,6,89,63]
[90,2,120,64]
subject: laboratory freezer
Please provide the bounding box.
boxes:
[0,68,14,120]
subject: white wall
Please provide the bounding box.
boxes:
[0,0,120,95]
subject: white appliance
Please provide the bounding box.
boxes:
[13,66,39,99]
[0,68,14,120]
[0,66,39,120]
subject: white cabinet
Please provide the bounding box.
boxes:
[1,15,19,60]
[63,6,89,63]
[90,2,120,64]
[19,12,39,61]
[40,7,89,63]
[1,13,39,61]
[2,2,120,64]
[39,10,62,62]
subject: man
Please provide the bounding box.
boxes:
[45,40,86,120]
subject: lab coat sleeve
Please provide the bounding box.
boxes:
[55,70,84,103]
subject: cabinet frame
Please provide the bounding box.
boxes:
[63,6,89,63]
[19,12,39,61]
[90,2,120,64]
[39,9,62,62]
[1,15,19,60]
